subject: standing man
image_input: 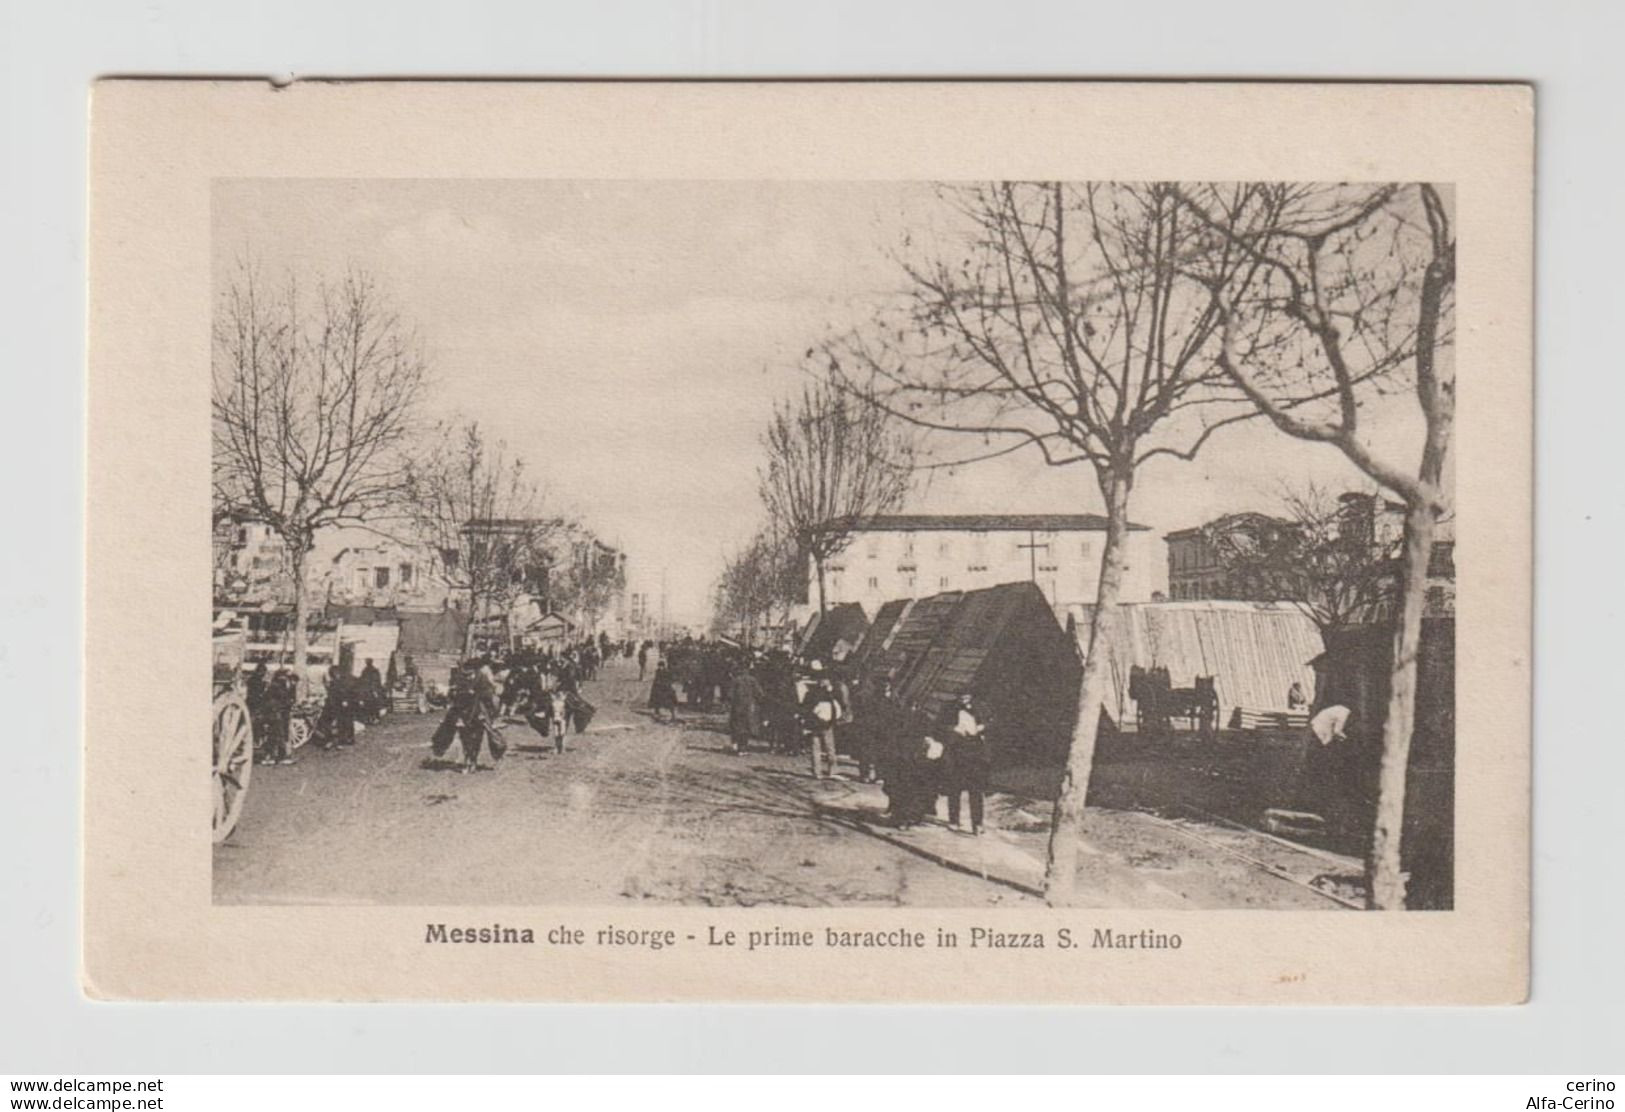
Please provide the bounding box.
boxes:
[728,659,763,755]
[939,692,991,835]
[246,662,272,765]
[800,660,842,780]
[316,665,356,750]
[359,657,385,724]
[266,665,299,765]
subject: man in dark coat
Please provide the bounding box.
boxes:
[458,659,505,772]
[648,660,680,722]
[358,658,385,724]
[728,662,763,755]
[246,662,273,765]
[266,666,299,765]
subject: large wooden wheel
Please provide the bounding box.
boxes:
[287,713,313,752]
[212,690,253,844]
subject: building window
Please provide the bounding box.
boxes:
[374,566,391,589]
[399,563,414,585]
[866,538,880,559]
[1081,540,1092,558]
[867,576,879,589]
[939,577,949,589]
[938,540,952,557]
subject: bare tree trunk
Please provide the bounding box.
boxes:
[289,542,310,698]
[1366,500,1436,909]
[1044,469,1132,906]
[814,553,828,614]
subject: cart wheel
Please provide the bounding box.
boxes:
[212,691,253,844]
[288,715,312,751]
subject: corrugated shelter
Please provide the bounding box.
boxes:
[397,610,468,656]
[798,602,869,664]
[848,597,912,681]
[896,582,1082,763]
[867,592,962,691]
[1067,600,1324,730]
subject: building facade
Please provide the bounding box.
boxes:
[323,540,450,611]
[1164,511,1301,602]
[817,513,1159,617]
[1164,494,1454,616]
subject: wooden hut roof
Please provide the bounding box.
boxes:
[799,603,869,663]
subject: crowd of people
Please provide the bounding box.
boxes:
[429,637,621,773]
[646,636,998,836]
[242,627,1000,835]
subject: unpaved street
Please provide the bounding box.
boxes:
[214,662,1033,907]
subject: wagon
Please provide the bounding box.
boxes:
[212,632,253,844]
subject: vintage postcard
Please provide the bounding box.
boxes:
[85,81,1532,1002]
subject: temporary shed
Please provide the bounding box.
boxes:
[1310,617,1455,909]
[326,604,402,676]
[894,582,1083,764]
[396,609,469,691]
[1067,600,1325,731]
[397,609,468,657]
[521,610,577,648]
[839,583,1085,764]
[847,597,912,682]
[798,603,869,664]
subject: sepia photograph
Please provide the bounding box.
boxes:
[83,81,1529,1003]
[208,177,1457,914]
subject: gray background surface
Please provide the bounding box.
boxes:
[2,0,1619,1073]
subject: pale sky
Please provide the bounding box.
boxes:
[214,179,1431,624]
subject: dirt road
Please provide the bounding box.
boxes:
[213,662,1032,907]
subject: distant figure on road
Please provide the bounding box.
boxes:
[728,662,762,755]
[359,658,385,723]
[648,660,680,722]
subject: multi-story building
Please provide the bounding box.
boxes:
[322,540,450,611]
[213,512,294,603]
[1165,493,1454,615]
[1164,511,1300,602]
[817,513,1159,617]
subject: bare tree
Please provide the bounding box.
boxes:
[1202,483,1401,636]
[551,529,627,634]
[712,529,804,641]
[212,263,426,686]
[831,182,1271,906]
[402,420,563,656]
[758,378,914,613]
[1179,182,1455,909]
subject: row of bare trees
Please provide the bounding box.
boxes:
[213,261,620,674]
[811,181,1453,910]
[712,379,916,640]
